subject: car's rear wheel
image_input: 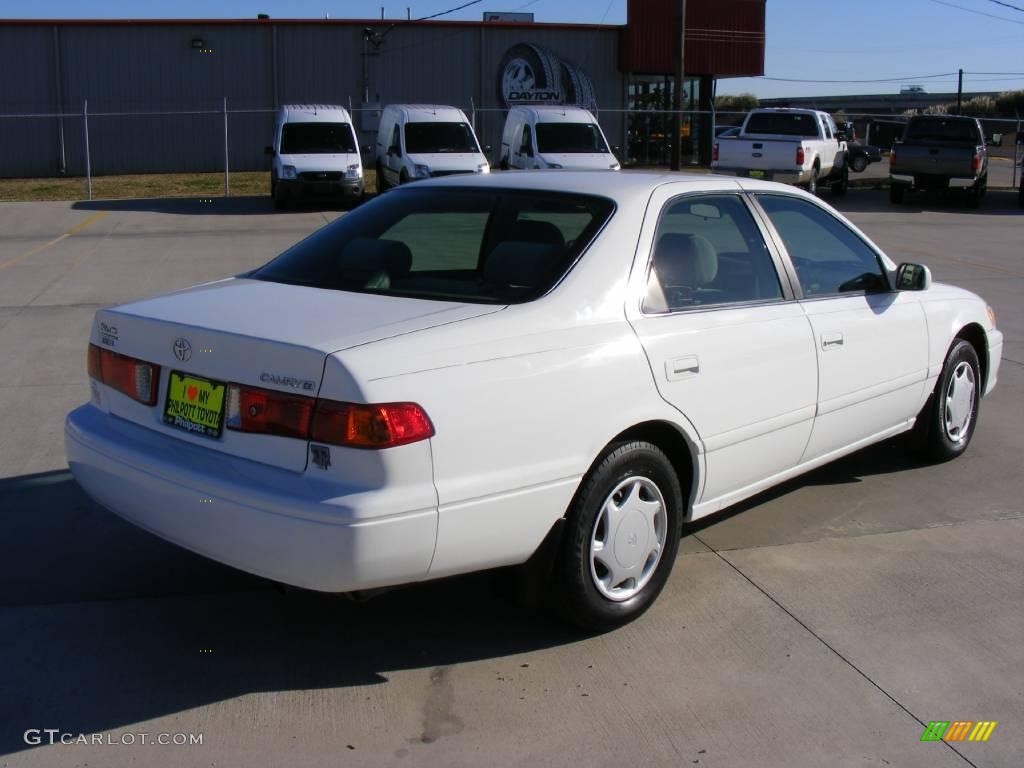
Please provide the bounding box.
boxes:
[552,441,682,630]
[805,166,819,196]
[966,175,986,209]
[851,155,868,173]
[831,166,849,197]
[912,339,981,462]
[890,183,905,204]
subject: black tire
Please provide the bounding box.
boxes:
[805,166,819,196]
[890,183,905,204]
[911,339,982,462]
[831,167,849,197]
[271,177,287,211]
[966,175,986,209]
[399,169,409,186]
[851,155,868,173]
[375,163,389,193]
[552,441,683,631]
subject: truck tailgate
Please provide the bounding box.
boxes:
[715,137,800,171]
[893,143,977,178]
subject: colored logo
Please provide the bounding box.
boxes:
[920,721,997,742]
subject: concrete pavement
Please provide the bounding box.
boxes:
[0,190,1021,767]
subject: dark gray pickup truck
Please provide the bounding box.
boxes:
[890,115,988,207]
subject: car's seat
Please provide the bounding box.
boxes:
[644,233,720,312]
[506,219,566,250]
[484,240,564,298]
[336,237,413,290]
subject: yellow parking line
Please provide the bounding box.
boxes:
[0,211,107,273]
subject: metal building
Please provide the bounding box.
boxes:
[0,1,765,178]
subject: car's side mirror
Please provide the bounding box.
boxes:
[264,145,274,156]
[525,146,534,158]
[896,262,932,291]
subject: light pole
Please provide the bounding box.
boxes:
[670,0,687,171]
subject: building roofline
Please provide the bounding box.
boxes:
[0,17,622,31]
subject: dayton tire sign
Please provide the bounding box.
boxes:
[498,43,597,111]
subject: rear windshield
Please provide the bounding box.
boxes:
[536,123,609,154]
[251,188,615,304]
[404,122,479,154]
[905,118,979,143]
[280,122,357,154]
[744,113,820,137]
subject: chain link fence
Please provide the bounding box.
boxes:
[1,102,1021,198]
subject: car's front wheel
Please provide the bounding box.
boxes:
[851,155,868,173]
[912,339,981,462]
[553,441,683,630]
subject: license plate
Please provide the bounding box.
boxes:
[163,371,226,439]
[748,170,765,179]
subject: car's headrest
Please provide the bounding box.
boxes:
[337,238,412,286]
[507,219,566,249]
[651,233,718,287]
[484,240,564,292]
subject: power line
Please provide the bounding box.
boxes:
[759,72,957,83]
[599,0,617,24]
[416,0,485,22]
[925,0,1024,25]
[981,0,1024,13]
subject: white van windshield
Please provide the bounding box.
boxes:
[405,122,479,154]
[535,123,608,154]
[280,123,357,154]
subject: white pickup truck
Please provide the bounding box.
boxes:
[712,108,849,195]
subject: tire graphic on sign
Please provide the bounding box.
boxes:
[499,44,569,108]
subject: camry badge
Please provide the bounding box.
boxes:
[173,338,192,362]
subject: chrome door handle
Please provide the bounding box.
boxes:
[666,355,700,381]
[821,332,844,349]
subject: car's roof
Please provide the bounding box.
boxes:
[416,169,801,203]
[386,104,468,121]
[279,104,352,123]
[511,105,596,122]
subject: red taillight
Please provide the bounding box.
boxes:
[226,384,314,439]
[796,146,805,166]
[971,152,981,173]
[87,343,160,405]
[712,142,719,162]
[312,400,434,449]
[889,149,895,169]
[224,386,431,450]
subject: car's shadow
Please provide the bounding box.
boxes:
[0,435,924,756]
[833,188,1023,216]
[70,196,369,217]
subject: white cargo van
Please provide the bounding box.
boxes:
[499,106,619,171]
[265,104,363,210]
[375,104,489,190]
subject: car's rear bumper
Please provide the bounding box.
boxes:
[890,173,982,189]
[64,404,437,592]
[716,167,812,185]
[278,178,364,200]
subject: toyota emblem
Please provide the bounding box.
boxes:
[173,338,192,362]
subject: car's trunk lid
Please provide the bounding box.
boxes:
[91,278,502,471]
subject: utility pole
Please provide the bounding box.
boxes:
[670,0,686,171]
[957,69,963,115]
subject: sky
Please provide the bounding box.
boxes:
[3,0,1023,99]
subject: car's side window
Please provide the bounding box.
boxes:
[643,194,784,314]
[755,194,888,297]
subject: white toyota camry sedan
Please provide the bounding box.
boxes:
[65,171,1003,628]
